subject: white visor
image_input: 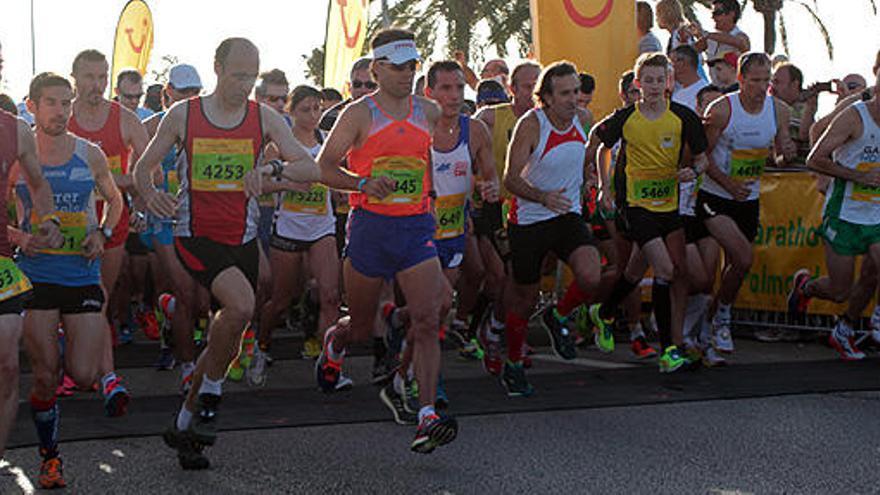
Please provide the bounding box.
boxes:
[371,39,421,65]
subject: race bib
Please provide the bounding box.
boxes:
[369,156,425,205]
[282,184,329,215]
[166,170,180,196]
[730,148,769,181]
[627,169,677,211]
[33,211,89,255]
[852,162,880,203]
[434,193,466,239]
[191,138,254,192]
[0,257,31,302]
[107,155,123,176]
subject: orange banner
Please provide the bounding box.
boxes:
[530,0,639,120]
[110,0,154,96]
[324,0,369,94]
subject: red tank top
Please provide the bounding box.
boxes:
[0,111,18,257]
[68,101,129,175]
[179,97,264,245]
[347,96,432,216]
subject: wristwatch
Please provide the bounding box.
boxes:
[100,225,113,240]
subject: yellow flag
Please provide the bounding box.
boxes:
[324,0,369,94]
[110,0,154,96]
[530,0,638,120]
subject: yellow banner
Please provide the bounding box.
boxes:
[324,0,369,94]
[110,0,154,96]
[530,0,639,120]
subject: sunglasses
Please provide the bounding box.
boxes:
[265,95,287,103]
[351,80,377,89]
[378,59,418,72]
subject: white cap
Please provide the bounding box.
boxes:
[168,64,202,90]
[371,39,421,65]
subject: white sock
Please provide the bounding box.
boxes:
[629,322,644,342]
[176,406,193,431]
[418,405,435,423]
[393,373,406,396]
[198,376,224,396]
[835,318,854,338]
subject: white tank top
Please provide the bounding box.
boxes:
[273,134,336,241]
[509,108,586,225]
[702,92,776,201]
[432,115,473,240]
[825,101,880,225]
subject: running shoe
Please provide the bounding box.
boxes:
[301,336,321,360]
[315,326,343,393]
[379,383,417,425]
[246,349,268,388]
[787,268,813,315]
[372,353,399,386]
[712,310,735,354]
[702,346,727,367]
[102,376,130,418]
[411,412,458,454]
[500,361,534,397]
[155,347,176,371]
[871,307,880,345]
[630,336,658,359]
[683,344,703,370]
[190,393,221,446]
[570,304,591,339]
[38,456,66,489]
[540,305,577,360]
[383,303,406,355]
[56,373,76,397]
[118,326,134,345]
[140,310,160,341]
[163,422,210,470]
[658,346,687,373]
[480,332,503,376]
[448,321,469,348]
[403,378,420,415]
[226,359,244,382]
[435,374,449,410]
[589,304,615,353]
[180,371,194,397]
[458,338,484,361]
[829,320,866,361]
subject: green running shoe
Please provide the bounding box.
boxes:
[589,304,615,353]
[659,345,687,373]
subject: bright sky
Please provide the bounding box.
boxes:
[1,0,878,115]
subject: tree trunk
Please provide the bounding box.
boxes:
[762,9,777,54]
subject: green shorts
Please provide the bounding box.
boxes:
[819,215,880,256]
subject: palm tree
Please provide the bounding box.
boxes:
[681,0,877,60]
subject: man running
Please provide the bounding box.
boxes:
[587,53,710,373]
[317,28,458,453]
[0,46,62,469]
[133,37,319,470]
[788,69,880,360]
[698,52,795,354]
[68,50,149,348]
[503,61,601,392]
[16,72,124,489]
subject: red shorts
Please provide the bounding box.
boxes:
[97,201,130,250]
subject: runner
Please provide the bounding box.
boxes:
[379,60,499,420]
[16,72,125,488]
[697,52,796,355]
[587,53,711,373]
[115,68,153,120]
[789,71,880,360]
[67,50,149,349]
[501,61,601,394]
[471,61,541,375]
[0,50,62,468]
[133,37,320,470]
[316,28,458,453]
[251,85,341,387]
[141,64,203,377]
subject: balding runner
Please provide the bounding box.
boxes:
[134,37,319,470]
[68,49,149,350]
[317,28,458,454]
[0,43,62,473]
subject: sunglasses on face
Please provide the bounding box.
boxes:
[351,80,377,89]
[378,60,418,72]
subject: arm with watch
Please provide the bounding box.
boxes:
[85,143,124,260]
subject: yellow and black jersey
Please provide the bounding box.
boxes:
[595,101,707,213]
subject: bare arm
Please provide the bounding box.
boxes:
[810,91,864,145]
[807,107,878,186]
[703,98,749,200]
[317,101,369,192]
[503,113,543,203]
[119,107,150,190]
[707,31,750,52]
[262,106,319,182]
[772,98,798,165]
[470,118,499,201]
[454,51,480,91]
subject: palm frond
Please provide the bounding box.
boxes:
[790,0,833,60]
[778,10,790,57]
